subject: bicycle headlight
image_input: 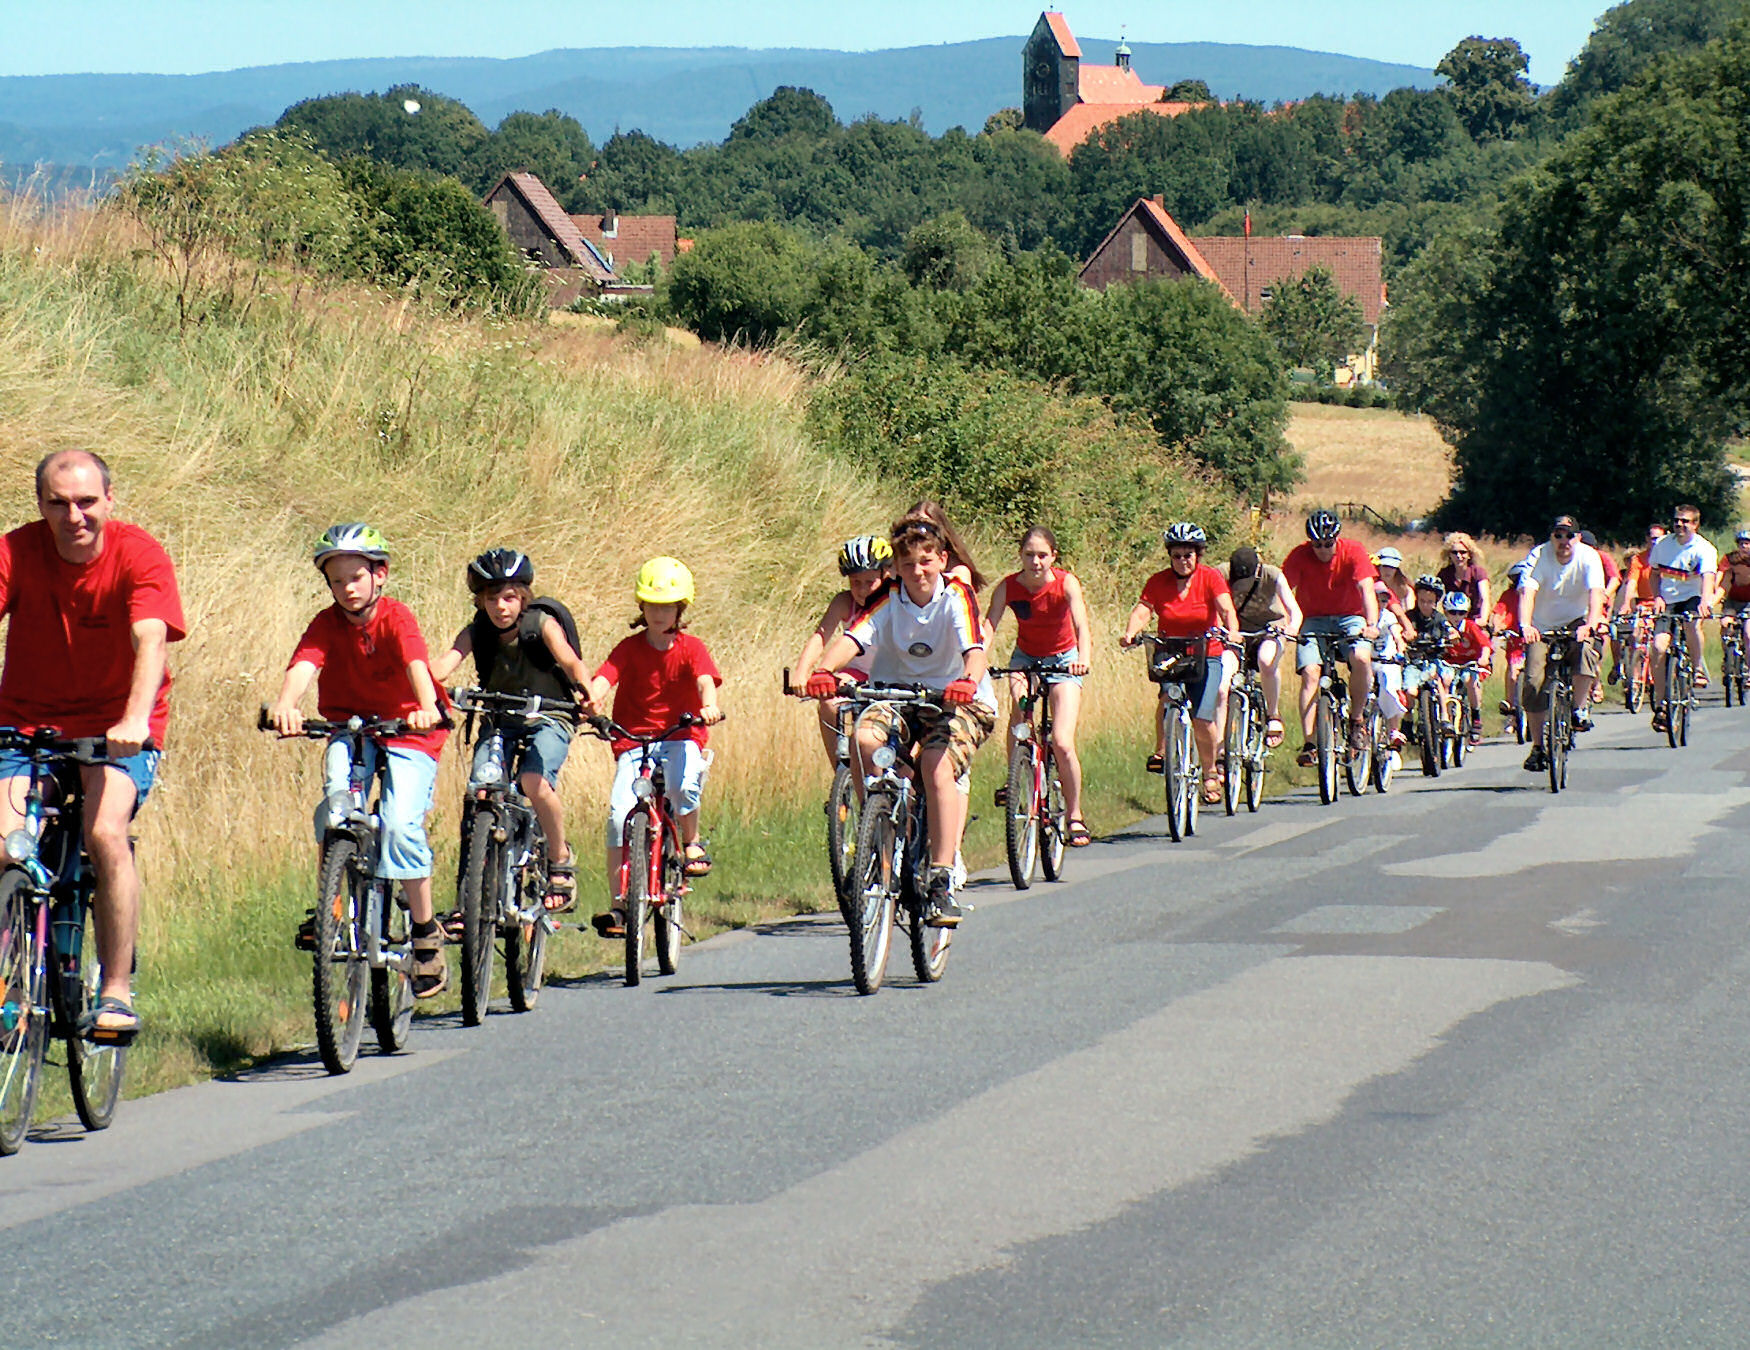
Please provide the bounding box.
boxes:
[871,745,897,770]
[324,790,354,824]
[631,776,656,800]
[1011,723,1033,742]
[471,759,505,788]
[2,829,37,864]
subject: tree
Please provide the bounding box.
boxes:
[666,220,820,344]
[470,109,595,207]
[1436,37,1537,141]
[1261,266,1365,377]
[901,211,996,291]
[1165,79,1214,102]
[729,87,838,142]
[983,108,1025,135]
[583,130,682,213]
[1548,0,1746,126]
[276,86,488,178]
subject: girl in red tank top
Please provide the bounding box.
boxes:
[984,527,1094,847]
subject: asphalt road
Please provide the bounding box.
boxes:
[5,697,1749,1349]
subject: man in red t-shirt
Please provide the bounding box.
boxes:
[1280,511,1379,764]
[0,450,187,1043]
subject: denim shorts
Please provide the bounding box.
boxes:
[1297,615,1373,671]
[473,719,572,788]
[1009,646,1084,688]
[0,745,161,816]
[1161,649,1237,722]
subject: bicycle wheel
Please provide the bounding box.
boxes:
[1623,642,1643,712]
[1372,707,1397,794]
[846,792,899,994]
[369,881,414,1055]
[1514,705,1527,744]
[1450,701,1469,769]
[62,902,124,1132]
[1181,711,1200,838]
[313,838,368,1075]
[1417,686,1441,778]
[623,812,652,987]
[1244,699,1266,813]
[825,762,859,914]
[654,827,683,977]
[1666,650,1685,749]
[1675,658,1691,747]
[908,814,952,984]
[1344,703,1373,797]
[1222,697,1245,816]
[1315,692,1339,805]
[1004,739,1039,889]
[1163,705,1188,841]
[457,811,496,1027]
[0,872,47,1155]
[1546,686,1569,794]
[1039,750,1068,882]
[504,832,548,1013]
[1722,643,1738,707]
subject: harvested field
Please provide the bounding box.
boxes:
[1287,403,1452,521]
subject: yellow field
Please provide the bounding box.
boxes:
[1286,403,1453,521]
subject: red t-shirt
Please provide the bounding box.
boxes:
[1444,618,1492,666]
[0,519,187,741]
[595,631,723,756]
[290,597,449,759]
[1282,539,1376,619]
[1002,568,1078,658]
[1139,565,1229,656]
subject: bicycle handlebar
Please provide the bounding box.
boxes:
[582,711,719,746]
[0,726,157,766]
[447,687,577,718]
[256,707,446,740]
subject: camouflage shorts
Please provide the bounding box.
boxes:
[860,700,996,778]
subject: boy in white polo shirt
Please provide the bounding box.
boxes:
[805,515,995,926]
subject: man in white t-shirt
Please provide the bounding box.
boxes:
[1517,514,1606,771]
[1647,503,1717,729]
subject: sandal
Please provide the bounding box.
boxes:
[411,934,449,1000]
[1066,817,1092,847]
[1145,753,1164,775]
[544,849,577,914]
[1695,672,1710,689]
[78,995,141,1046]
[1296,746,1318,768]
[683,843,713,878]
[591,908,627,939]
[439,909,467,944]
[1264,718,1285,748]
[1201,772,1223,805]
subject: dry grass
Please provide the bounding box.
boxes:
[1286,403,1453,521]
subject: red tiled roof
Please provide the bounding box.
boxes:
[1075,65,1164,104]
[1044,12,1081,57]
[1190,235,1386,325]
[489,171,614,281]
[570,213,678,270]
[1045,101,1201,155]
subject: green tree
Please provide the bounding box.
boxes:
[583,130,683,213]
[666,220,819,344]
[276,86,488,178]
[1436,37,1537,141]
[983,108,1025,134]
[1261,266,1366,377]
[470,109,595,207]
[1548,0,1747,126]
[901,210,997,291]
[1165,79,1214,102]
[729,87,838,142]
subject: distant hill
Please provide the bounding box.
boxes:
[0,37,1434,181]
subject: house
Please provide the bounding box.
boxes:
[1022,12,1203,155]
[569,211,679,275]
[1079,196,1388,383]
[482,171,616,306]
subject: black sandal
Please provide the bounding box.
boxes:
[683,843,713,878]
[78,995,141,1046]
[411,935,449,999]
[1066,818,1092,847]
[544,849,577,913]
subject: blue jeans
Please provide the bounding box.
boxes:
[316,740,438,880]
[0,746,160,814]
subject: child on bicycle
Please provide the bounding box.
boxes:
[586,557,723,940]
[1438,590,1492,745]
[789,535,892,764]
[428,548,590,912]
[267,524,451,999]
[804,516,995,926]
[985,525,1093,846]
[1492,561,1529,717]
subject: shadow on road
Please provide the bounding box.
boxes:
[654,977,859,998]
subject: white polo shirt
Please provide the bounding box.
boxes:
[847,575,996,708]
[1522,541,1605,629]
[1646,531,1717,604]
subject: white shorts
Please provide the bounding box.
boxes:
[606,741,711,847]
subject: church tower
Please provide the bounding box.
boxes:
[1022,12,1080,134]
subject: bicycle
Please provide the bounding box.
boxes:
[784,669,859,917]
[1133,632,1225,841]
[0,729,140,1155]
[1441,662,1486,769]
[1539,625,1582,794]
[449,688,574,1024]
[1370,653,1403,794]
[1657,615,1695,749]
[1403,642,1445,779]
[1719,612,1748,708]
[260,710,434,1075]
[990,666,1071,888]
[1302,630,1373,804]
[584,713,712,988]
[838,684,955,995]
[1616,604,1657,714]
[1224,629,1282,814]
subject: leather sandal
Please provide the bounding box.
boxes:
[411,935,448,999]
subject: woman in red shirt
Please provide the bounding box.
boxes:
[986,525,1094,846]
[1120,523,1241,805]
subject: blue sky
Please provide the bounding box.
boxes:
[1,1,1611,84]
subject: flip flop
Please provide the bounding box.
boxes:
[683,844,713,878]
[1264,718,1285,748]
[79,995,141,1046]
[1066,818,1092,847]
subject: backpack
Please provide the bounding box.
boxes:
[470,596,582,693]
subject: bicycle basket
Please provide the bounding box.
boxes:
[1149,642,1206,686]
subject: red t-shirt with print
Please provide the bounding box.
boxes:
[1140,565,1229,657]
[0,519,187,741]
[1444,618,1492,667]
[595,631,723,756]
[290,596,449,759]
[1282,538,1376,619]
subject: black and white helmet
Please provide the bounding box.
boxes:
[1162,522,1207,549]
[1305,510,1342,542]
[467,547,535,594]
[1414,574,1444,594]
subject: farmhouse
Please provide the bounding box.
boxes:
[483,171,616,306]
[1022,12,1203,155]
[1080,196,1387,383]
[569,210,679,275]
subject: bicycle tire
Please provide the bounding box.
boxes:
[1623,642,1643,713]
[1676,661,1691,747]
[623,812,652,987]
[1450,701,1469,769]
[504,834,548,1012]
[1344,702,1372,798]
[369,878,414,1055]
[1039,751,1068,882]
[1547,685,1569,794]
[908,886,952,984]
[1417,685,1441,778]
[1372,705,1397,794]
[63,904,124,1132]
[1666,649,1684,749]
[457,811,496,1027]
[1004,739,1039,889]
[654,828,683,977]
[313,838,368,1075]
[825,762,859,914]
[1222,697,1245,816]
[1244,698,1266,812]
[1182,709,1199,838]
[1315,692,1338,804]
[1163,705,1187,841]
[1514,705,1527,744]
[846,792,899,995]
[0,871,47,1155]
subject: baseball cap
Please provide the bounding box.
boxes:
[1376,547,1403,568]
[1551,514,1580,534]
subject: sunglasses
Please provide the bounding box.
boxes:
[1551,530,1576,540]
[1168,549,1199,561]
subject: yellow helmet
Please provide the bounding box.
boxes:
[634,556,695,605]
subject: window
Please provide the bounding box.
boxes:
[1130,231,1148,272]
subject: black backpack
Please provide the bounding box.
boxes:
[470,596,582,693]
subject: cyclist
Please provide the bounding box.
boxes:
[429,549,590,911]
[1437,533,1491,619]
[1492,562,1530,719]
[985,525,1093,847]
[1611,523,1666,687]
[805,515,995,926]
[1439,591,1492,746]
[1226,546,1302,748]
[789,535,893,764]
[902,499,987,594]
[1120,523,1241,807]
[267,524,451,999]
[1281,511,1378,766]
[1714,527,1750,655]
[1401,574,1447,645]
[1518,515,1605,771]
[1648,504,1717,729]
[0,450,186,1044]
[1371,549,1412,753]
[586,557,724,940]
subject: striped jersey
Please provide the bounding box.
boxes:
[846,574,995,707]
